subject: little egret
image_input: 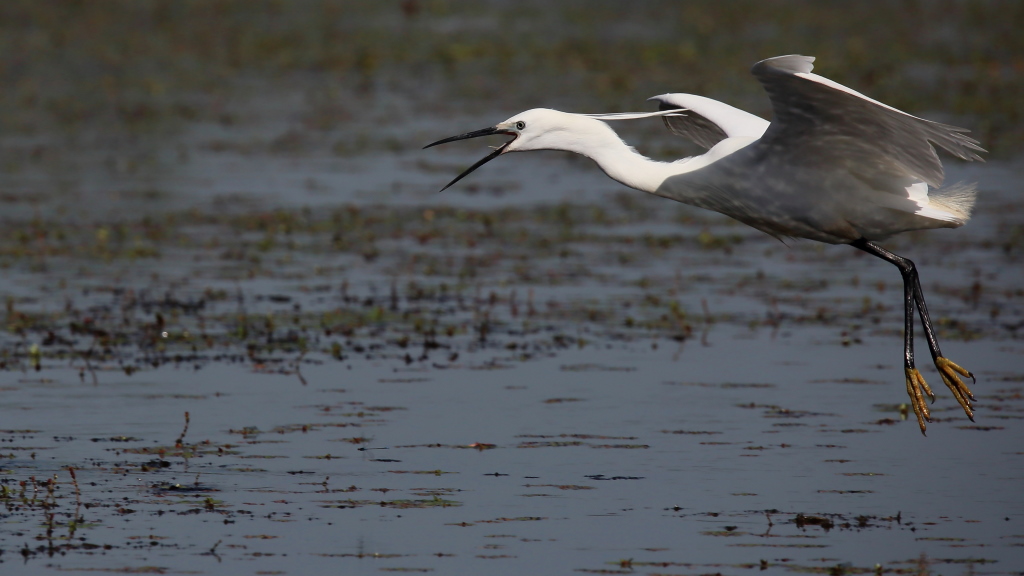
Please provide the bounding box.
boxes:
[425,55,985,434]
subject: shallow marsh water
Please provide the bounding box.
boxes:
[2,2,1024,574]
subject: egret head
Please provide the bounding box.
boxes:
[423,108,579,191]
[424,108,680,191]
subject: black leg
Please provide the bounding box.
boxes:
[851,239,975,433]
[908,267,944,362]
[851,240,917,364]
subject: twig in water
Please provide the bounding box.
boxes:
[175,411,191,447]
[294,351,308,386]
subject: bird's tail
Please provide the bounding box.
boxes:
[929,181,978,225]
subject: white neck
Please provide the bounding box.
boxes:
[507,111,759,207]
[548,117,682,192]
[547,115,751,200]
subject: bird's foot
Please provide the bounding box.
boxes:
[904,368,934,434]
[935,357,975,421]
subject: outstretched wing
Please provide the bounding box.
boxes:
[648,93,769,149]
[750,55,984,187]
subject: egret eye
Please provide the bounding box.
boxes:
[515,121,526,130]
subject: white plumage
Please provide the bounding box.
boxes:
[425,55,985,434]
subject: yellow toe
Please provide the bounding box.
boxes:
[904,368,932,434]
[935,357,975,420]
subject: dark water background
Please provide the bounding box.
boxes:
[1,2,1022,574]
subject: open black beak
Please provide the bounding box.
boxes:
[423,127,515,192]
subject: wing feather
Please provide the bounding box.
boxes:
[751,55,984,187]
[648,93,769,149]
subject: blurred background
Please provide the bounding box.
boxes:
[3,1,1022,137]
[1,1,1021,215]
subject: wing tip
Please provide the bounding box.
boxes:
[647,94,686,109]
[926,122,987,162]
[752,54,816,75]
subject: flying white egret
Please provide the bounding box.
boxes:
[424,55,985,434]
